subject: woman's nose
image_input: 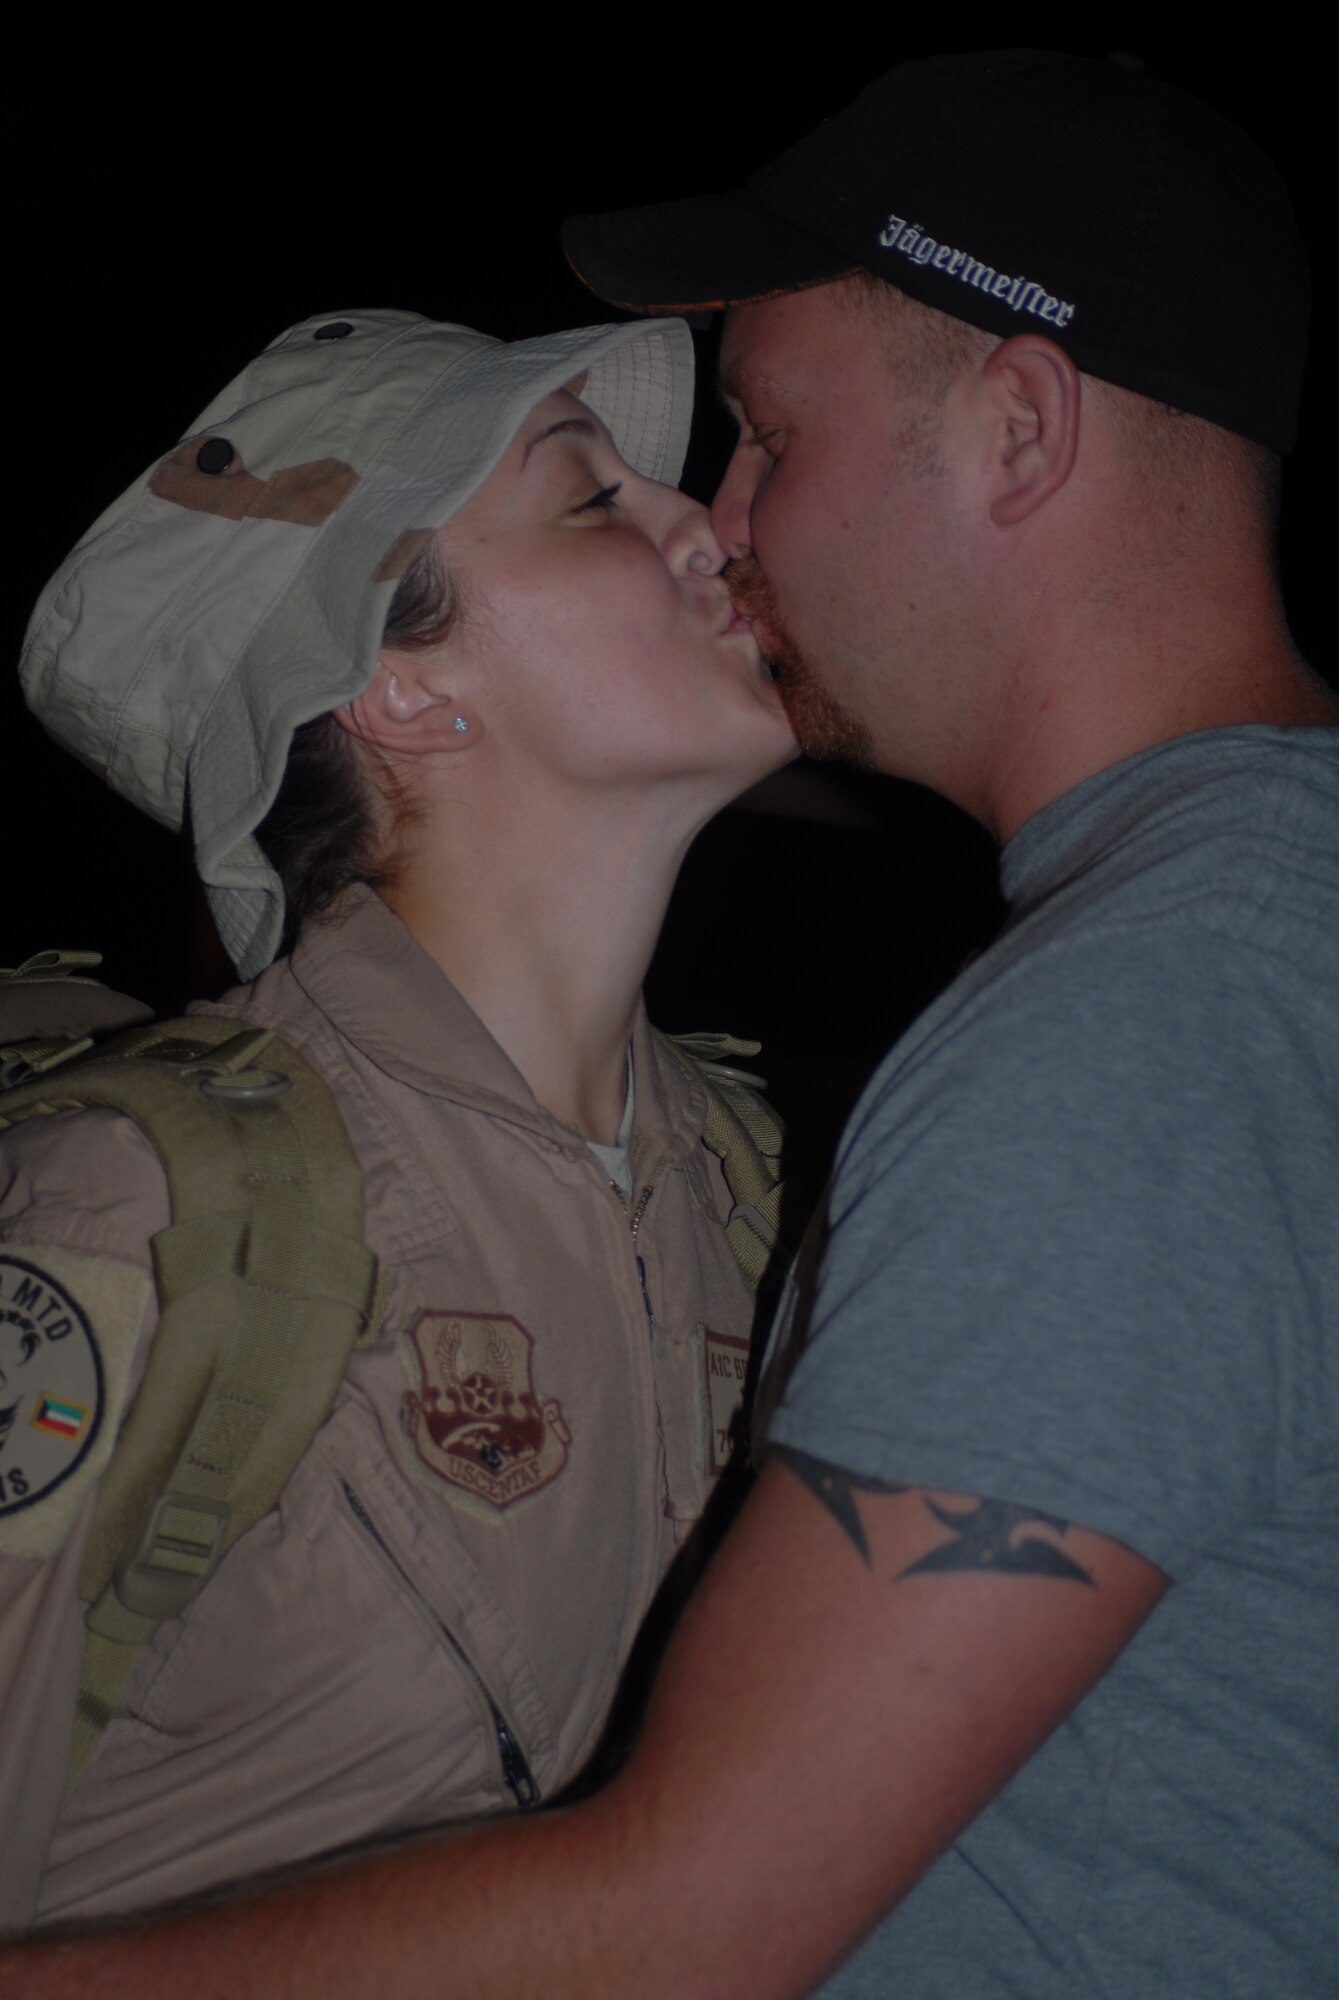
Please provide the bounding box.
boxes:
[663,495,728,577]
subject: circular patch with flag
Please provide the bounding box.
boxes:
[0,1253,104,1518]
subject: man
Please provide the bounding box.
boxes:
[9,48,1336,1999]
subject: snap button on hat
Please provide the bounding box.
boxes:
[313,321,354,340]
[195,438,235,474]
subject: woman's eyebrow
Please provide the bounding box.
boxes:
[522,414,597,463]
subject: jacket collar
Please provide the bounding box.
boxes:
[274,887,706,1170]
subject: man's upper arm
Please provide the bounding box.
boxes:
[608,1446,1168,1998]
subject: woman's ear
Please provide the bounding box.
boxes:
[973,334,1081,528]
[333,656,482,752]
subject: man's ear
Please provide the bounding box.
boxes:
[333,655,482,752]
[975,335,1081,527]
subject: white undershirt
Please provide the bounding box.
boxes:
[583,1049,635,1200]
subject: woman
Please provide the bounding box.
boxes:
[0,309,795,1929]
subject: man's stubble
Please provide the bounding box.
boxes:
[727,554,873,768]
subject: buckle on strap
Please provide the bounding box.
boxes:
[115,1492,231,1620]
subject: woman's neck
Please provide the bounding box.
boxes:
[384,789,693,1144]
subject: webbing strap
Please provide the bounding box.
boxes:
[1,949,105,978]
[0,951,153,1057]
[0,1015,383,1793]
[659,1032,786,1292]
[67,1599,159,1786]
[702,1082,784,1289]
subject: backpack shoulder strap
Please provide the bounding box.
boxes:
[657,1031,786,1292]
[1,1012,388,1790]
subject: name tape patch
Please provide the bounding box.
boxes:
[702,1325,750,1479]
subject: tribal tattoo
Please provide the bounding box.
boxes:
[774,1448,909,1566]
[775,1448,1093,1586]
[904,1496,1093,1585]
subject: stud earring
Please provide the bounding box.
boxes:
[452,715,470,734]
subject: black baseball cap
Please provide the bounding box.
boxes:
[564,50,1309,452]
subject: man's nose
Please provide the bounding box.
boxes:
[710,448,755,559]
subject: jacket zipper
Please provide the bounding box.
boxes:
[630,1183,655,1334]
[341,1480,539,1810]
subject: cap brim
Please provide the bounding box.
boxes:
[563,189,856,315]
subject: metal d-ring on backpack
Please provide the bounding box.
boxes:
[0,952,784,1792]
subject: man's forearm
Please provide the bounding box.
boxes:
[1,1459,1165,2000]
[4,1813,563,2000]
[1,1785,779,2000]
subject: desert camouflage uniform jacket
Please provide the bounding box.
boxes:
[0,888,756,1929]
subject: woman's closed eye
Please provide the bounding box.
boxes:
[573,482,623,515]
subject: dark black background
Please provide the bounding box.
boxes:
[6,39,1327,1194]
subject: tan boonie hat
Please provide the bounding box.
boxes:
[20,309,694,979]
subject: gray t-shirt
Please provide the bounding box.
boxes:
[768,728,1339,1997]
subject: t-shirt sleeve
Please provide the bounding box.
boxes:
[767,925,1336,1580]
[0,1109,164,1930]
